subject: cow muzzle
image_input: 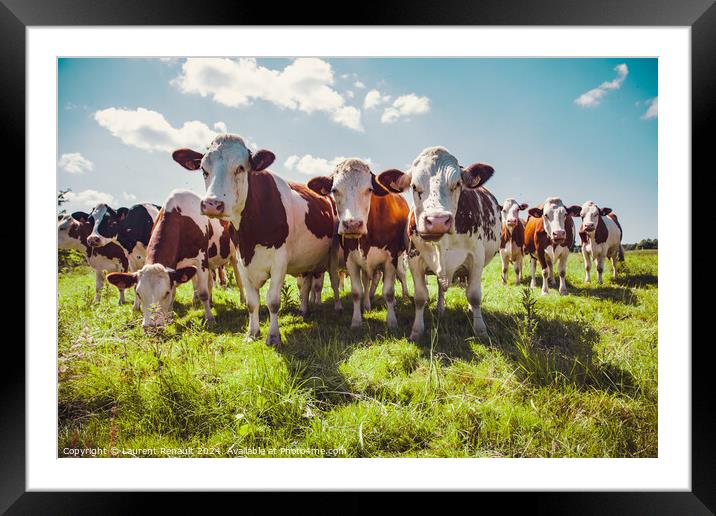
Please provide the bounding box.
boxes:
[87,235,102,247]
[201,198,225,217]
[340,219,365,239]
[507,218,518,227]
[551,230,566,244]
[582,223,595,232]
[420,214,452,241]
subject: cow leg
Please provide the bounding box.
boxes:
[611,253,619,279]
[467,257,488,337]
[397,257,410,298]
[93,269,104,303]
[514,253,523,286]
[383,261,398,329]
[369,270,380,299]
[596,256,605,285]
[540,256,550,296]
[361,270,372,312]
[582,247,592,283]
[548,263,556,286]
[299,274,312,318]
[218,266,227,287]
[207,268,214,307]
[529,257,537,288]
[409,258,427,341]
[329,257,342,313]
[196,268,215,324]
[230,259,246,305]
[348,260,364,329]
[191,275,200,306]
[500,249,509,285]
[244,281,261,340]
[132,287,140,311]
[558,252,569,296]
[266,262,287,346]
[436,282,446,316]
[311,274,324,305]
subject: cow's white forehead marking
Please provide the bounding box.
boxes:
[204,134,251,169]
[334,158,371,179]
[411,147,460,182]
[502,198,520,210]
[543,197,565,213]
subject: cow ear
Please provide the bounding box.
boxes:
[106,272,137,290]
[172,148,204,171]
[376,169,410,193]
[116,207,129,221]
[461,163,494,189]
[249,149,275,172]
[519,203,529,211]
[600,207,613,216]
[169,266,197,285]
[528,207,543,218]
[371,174,390,197]
[307,176,333,196]
[567,205,582,216]
[71,211,89,223]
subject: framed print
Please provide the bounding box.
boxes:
[6,0,712,511]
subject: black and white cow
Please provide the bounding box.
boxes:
[576,201,625,284]
[377,146,501,340]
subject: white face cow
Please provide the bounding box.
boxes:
[378,147,494,241]
[57,215,86,251]
[172,134,275,222]
[107,264,196,328]
[579,201,612,234]
[71,204,128,248]
[501,198,528,232]
[307,159,389,238]
[528,197,581,245]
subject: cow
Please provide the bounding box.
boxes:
[58,213,131,304]
[171,134,341,346]
[308,158,410,329]
[105,189,242,328]
[377,146,501,340]
[523,197,581,295]
[72,203,161,272]
[499,199,528,286]
[576,201,625,284]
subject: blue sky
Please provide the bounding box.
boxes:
[58,58,657,242]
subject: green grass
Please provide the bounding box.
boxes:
[57,250,657,458]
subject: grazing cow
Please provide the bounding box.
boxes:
[172,134,341,345]
[72,203,161,272]
[499,199,528,286]
[577,201,625,284]
[308,158,410,328]
[524,197,581,295]
[105,190,240,328]
[58,213,131,304]
[377,147,500,340]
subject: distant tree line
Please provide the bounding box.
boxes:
[623,239,658,250]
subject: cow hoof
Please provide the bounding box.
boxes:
[351,322,362,330]
[559,289,568,296]
[541,291,549,296]
[334,305,343,313]
[387,320,398,330]
[266,334,282,347]
[206,317,216,326]
[409,331,422,342]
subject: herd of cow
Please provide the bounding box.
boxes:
[58,134,625,344]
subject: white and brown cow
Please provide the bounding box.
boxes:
[105,189,240,328]
[172,134,341,346]
[58,213,131,304]
[499,198,528,286]
[577,201,625,284]
[308,158,410,329]
[524,197,581,295]
[377,146,501,340]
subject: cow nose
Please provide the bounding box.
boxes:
[342,219,364,233]
[87,236,101,247]
[583,223,595,231]
[201,198,225,217]
[425,215,453,233]
[552,230,566,240]
[507,218,518,226]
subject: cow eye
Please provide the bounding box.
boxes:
[331,188,338,195]
[238,165,245,173]
[367,187,373,193]
[202,168,209,179]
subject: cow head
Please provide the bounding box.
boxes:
[377,147,494,241]
[579,200,612,234]
[172,134,275,227]
[307,159,389,238]
[76,203,129,248]
[528,197,581,245]
[107,264,196,329]
[58,214,88,251]
[501,198,528,233]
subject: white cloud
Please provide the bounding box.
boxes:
[574,63,629,108]
[284,154,372,176]
[364,89,391,110]
[64,190,117,212]
[354,81,366,89]
[380,94,431,124]
[57,152,94,174]
[172,58,363,131]
[641,97,658,120]
[122,192,137,202]
[94,107,222,152]
[213,121,228,133]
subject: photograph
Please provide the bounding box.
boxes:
[56,56,658,459]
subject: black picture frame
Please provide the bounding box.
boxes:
[5,0,709,512]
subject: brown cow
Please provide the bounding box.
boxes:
[524,197,581,295]
[499,198,528,286]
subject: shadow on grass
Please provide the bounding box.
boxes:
[614,273,658,288]
[566,281,640,306]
